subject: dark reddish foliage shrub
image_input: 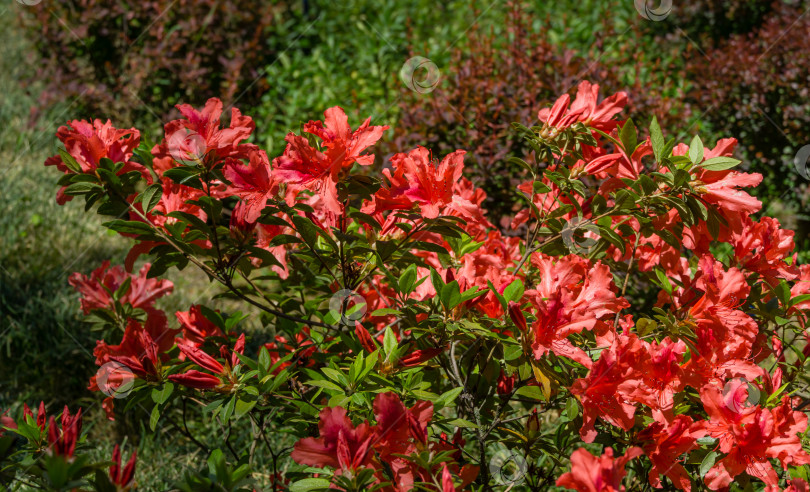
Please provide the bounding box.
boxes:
[391,3,687,227]
[19,0,286,123]
[685,1,810,208]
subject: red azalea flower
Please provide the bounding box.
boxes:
[224,150,277,223]
[168,334,245,390]
[701,387,810,490]
[47,406,83,458]
[524,254,628,368]
[23,401,47,430]
[109,444,137,490]
[175,305,226,348]
[637,415,706,491]
[538,80,627,136]
[45,119,146,204]
[0,409,16,437]
[291,406,375,472]
[570,334,647,443]
[556,447,643,492]
[69,261,173,314]
[273,106,387,213]
[399,147,466,219]
[151,97,258,173]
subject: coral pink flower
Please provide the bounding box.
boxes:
[45,119,146,204]
[637,415,706,491]
[273,106,388,213]
[730,216,798,284]
[556,446,643,491]
[224,150,277,223]
[701,386,810,490]
[291,406,376,471]
[524,254,628,368]
[570,334,647,443]
[152,98,257,173]
[539,81,627,135]
[69,261,173,315]
[400,147,466,219]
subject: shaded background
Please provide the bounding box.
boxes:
[2,0,809,486]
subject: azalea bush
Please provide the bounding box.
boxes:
[4,80,810,491]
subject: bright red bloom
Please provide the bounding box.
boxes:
[441,464,454,492]
[168,334,245,390]
[538,80,627,135]
[47,406,83,458]
[570,334,647,443]
[175,305,225,348]
[354,322,378,353]
[151,97,258,173]
[623,337,687,423]
[0,409,16,437]
[23,401,47,430]
[525,254,628,368]
[45,119,146,204]
[273,106,388,213]
[730,216,798,284]
[400,147,465,219]
[109,444,137,490]
[556,446,643,492]
[224,150,277,223]
[701,386,810,490]
[69,261,173,315]
[790,264,810,314]
[637,415,705,491]
[291,406,375,471]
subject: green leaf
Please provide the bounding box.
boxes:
[290,478,331,492]
[619,117,637,154]
[440,280,462,310]
[654,268,673,294]
[688,135,704,164]
[58,148,83,173]
[502,278,524,303]
[775,280,791,307]
[149,404,160,431]
[151,383,174,405]
[141,183,163,212]
[398,264,418,294]
[234,397,257,419]
[699,156,741,171]
[700,451,718,477]
[383,327,397,357]
[650,116,665,163]
[434,387,464,408]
